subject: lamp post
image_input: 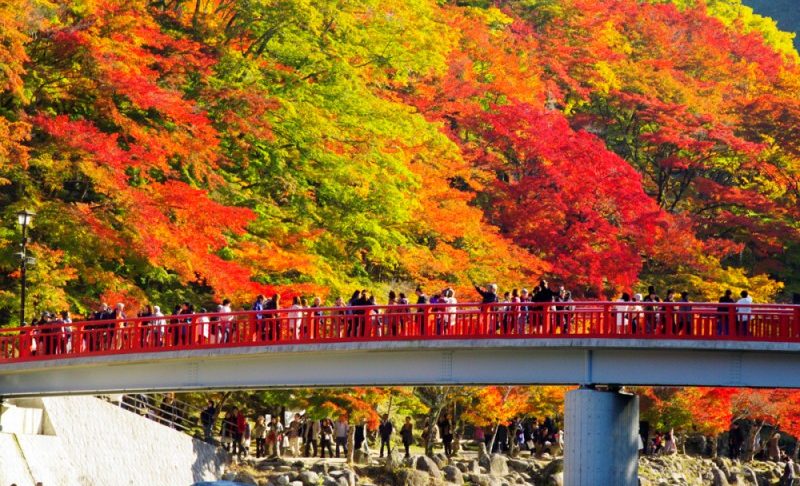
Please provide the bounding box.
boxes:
[16,210,35,326]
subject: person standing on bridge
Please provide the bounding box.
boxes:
[288,297,304,340]
[474,283,499,334]
[415,286,429,336]
[717,290,735,336]
[442,288,458,335]
[378,413,394,458]
[737,290,753,337]
[252,294,266,342]
[531,280,555,333]
[474,283,499,305]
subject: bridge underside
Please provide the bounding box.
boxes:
[1,339,799,397]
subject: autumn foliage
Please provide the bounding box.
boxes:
[0,0,798,320]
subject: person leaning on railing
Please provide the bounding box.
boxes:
[736,290,753,336]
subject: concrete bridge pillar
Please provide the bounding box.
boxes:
[564,387,639,486]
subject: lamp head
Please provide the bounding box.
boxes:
[17,210,35,226]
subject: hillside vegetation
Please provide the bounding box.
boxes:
[0,0,798,320]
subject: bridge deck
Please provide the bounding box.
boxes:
[1,302,799,396]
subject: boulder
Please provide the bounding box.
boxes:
[487,454,509,476]
[468,460,481,475]
[711,467,730,486]
[455,462,468,473]
[342,469,358,486]
[290,482,304,486]
[397,469,433,486]
[258,480,270,486]
[322,476,338,486]
[234,471,259,485]
[299,470,320,486]
[478,443,490,462]
[443,465,464,485]
[469,473,504,486]
[433,452,449,468]
[385,449,405,470]
[353,449,370,465]
[742,467,759,485]
[277,475,291,486]
[540,459,564,485]
[506,458,529,473]
[415,455,443,479]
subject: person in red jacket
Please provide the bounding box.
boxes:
[234,408,247,455]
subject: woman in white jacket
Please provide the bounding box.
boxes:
[443,288,458,334]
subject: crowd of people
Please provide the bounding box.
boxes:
[198,399,563,461]
[12,281,763,359]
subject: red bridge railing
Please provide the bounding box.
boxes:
[1,302,798,364]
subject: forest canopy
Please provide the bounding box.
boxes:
[0,0,798,322]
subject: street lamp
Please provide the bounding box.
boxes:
[16,210,35,326]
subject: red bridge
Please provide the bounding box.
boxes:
[2,300,800,486]
[1,301,798,364]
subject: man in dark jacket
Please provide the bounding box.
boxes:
[474,283,499,304]
[379,413,394,458]
[200,400,216,442]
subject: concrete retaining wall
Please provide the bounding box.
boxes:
[0,396,226,486]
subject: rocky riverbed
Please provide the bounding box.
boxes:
[224,450,797,486]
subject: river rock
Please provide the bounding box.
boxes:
[455,462,468,473]
[343,469,357,486]
[322,476,338,486]
[487,454,509,476]
[433,452,449,468]
[299,470,320,485]
[711,467,730,486]
[276,475,291,486]
[506,458,529,473]
[540,459,564,485]
[443,465,464,485]
[742,466,758,485]
[415,454,443,479]
[469,473,504,486]
[234,471,259,485]
[398,469,432,486]
[385,450,404,470]
[354,449,370,464]
[468,460,481,474]
[290,481,304,486]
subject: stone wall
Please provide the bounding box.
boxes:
[0,396,227,486]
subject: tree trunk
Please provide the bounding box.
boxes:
[487,423,499,456]
[743,421,765,462]
[347,425,355,464]
[710,435,718,458]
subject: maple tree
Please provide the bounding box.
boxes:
[0,0,799,321]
